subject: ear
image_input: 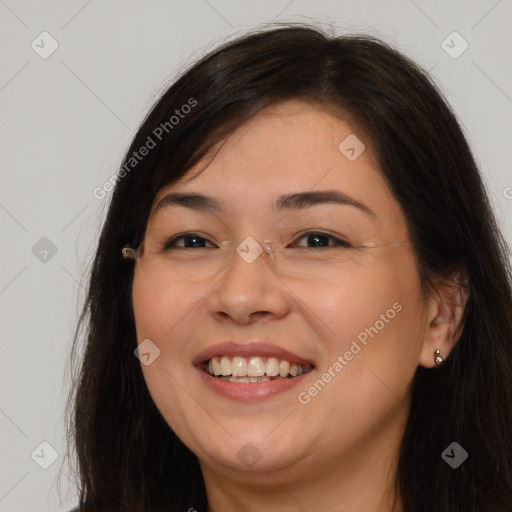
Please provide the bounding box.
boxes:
[418,267,469,368]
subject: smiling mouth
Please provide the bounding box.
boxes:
[201,355,314,382]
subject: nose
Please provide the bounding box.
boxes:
[204,239,289,325]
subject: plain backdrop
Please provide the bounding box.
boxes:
[0,1,511,510]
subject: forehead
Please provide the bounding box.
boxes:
[151,99,393,220]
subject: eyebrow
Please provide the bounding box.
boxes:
[154,190,376,217]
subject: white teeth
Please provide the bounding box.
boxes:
[279,360,290,378]
[289,363,302,377]
[265,357,280,376]
[229,376,249,383]
[212,357,221,376]
[224,376,272,383]
[231,357,247,377]
[247,357,265,377]
[220,356,232,376]
[205,355,311,381]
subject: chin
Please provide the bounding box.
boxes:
[198,436,304,474]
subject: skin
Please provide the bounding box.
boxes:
[132,99,466,512]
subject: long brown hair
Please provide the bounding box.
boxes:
[66,23,512,511]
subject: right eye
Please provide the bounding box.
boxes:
[163,233,216,249]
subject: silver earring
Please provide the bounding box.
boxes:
[434,349,444,366]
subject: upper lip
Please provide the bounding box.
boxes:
[193,341,315,367]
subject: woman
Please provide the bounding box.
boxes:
[66,23,512,511]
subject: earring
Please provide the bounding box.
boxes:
[434,349,444,366]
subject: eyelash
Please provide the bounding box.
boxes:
[163,231,352,250]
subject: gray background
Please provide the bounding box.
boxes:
[0,1,510,510]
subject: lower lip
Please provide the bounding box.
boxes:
[195,366,313,401]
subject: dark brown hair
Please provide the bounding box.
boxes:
[66,23,512,511]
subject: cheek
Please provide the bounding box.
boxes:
[132,273,200,430]
[311,249,424,372]
[132,271,187,340]
[299,256,423,431]
[131,272,196,385]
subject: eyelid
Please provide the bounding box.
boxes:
[289,231,351,248]
[163,232,216,249]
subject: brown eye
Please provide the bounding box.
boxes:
[290,232,351,249]
[164,233,216,250]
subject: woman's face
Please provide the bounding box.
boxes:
[132,99,430,483]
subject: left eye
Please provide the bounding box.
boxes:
[289,232,351,249]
